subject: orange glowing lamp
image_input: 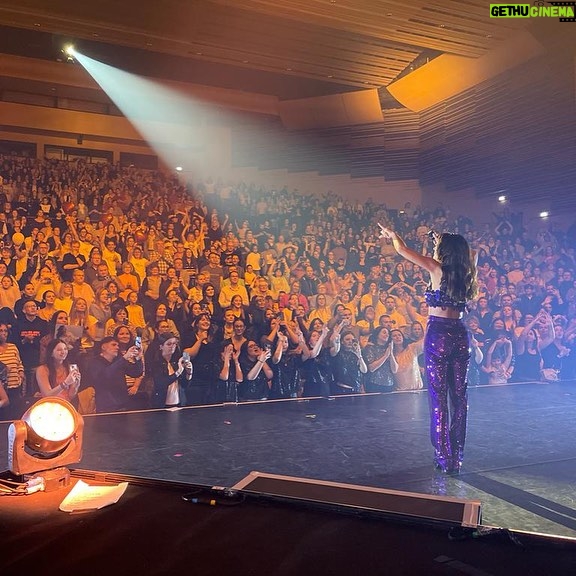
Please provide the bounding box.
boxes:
[8,397,84,477]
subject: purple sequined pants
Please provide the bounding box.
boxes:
[424,316,470,473]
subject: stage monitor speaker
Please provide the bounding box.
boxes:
[233,471,481,528]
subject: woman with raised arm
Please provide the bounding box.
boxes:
[301,324,332,397]
[238,340,273,401]
[513,314,543,382]
[379,224,478,474]
[269,325,310,399]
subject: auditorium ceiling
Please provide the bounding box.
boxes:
[0,0,533,102]
[0,0,574,211]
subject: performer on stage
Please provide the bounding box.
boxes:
[378,225,477,474]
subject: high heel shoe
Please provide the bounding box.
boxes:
[433,456,450,473]
[434,456,461,475]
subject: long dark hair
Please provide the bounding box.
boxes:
[148,331,180,365]
[192,312,215,342]
[48,309,69,337]
[526,327,540,352]
[434,233,478,302]
[44,338,71,389]
[369,326,390,346]
[113,325,135,352]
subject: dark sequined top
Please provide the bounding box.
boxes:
[424,289,466,312]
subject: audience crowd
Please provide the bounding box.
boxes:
[0,152,575,417]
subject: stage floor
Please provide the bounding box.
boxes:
[2,381,576,540]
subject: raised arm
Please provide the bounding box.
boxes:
[309,325,330,359]
[516,315,539,355]
[537,311,555,350]
[219,345,243,383]
[293,326,311,361]
[329,320,345,357]
[404,299,420,324]
[283,319,302,346]
[180,223,191,244]
[247,348,273,381]
[388,346,399,373]
[378,225,440,276]
[272,332,288,364]
[470,335,484,365]
[502,339,514,372]
[484,340,497,369]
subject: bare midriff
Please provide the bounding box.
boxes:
[428,306,463,320]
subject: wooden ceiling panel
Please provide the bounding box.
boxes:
[0,0,531,96]
[209,0,527,55]
[0,0,571,210]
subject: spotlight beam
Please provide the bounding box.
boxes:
[71,50,207,172]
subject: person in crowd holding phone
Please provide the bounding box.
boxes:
[513,314,544,381]
[379,225,477,474]
[149,332,193,408]
[238,340,273,401]
[113,326,148,408]
[269,325,310,399]
[181,313,219,405]
[36,338,81,403]
[86,335,144,413]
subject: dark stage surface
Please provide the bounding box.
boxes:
[3,472,575,576]
[2,381,575,542]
